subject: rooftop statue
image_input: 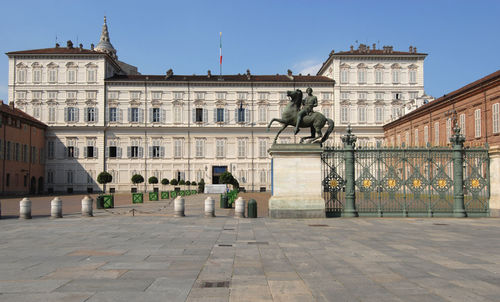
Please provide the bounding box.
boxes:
[266,87,334,145]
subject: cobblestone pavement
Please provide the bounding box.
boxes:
[0,194,499,301]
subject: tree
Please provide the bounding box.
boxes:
[191,181,197,186]
[170,178,178,186]
[186,180,191,186]
[179,179,185,185]
[198,178,205,193]
[97,171,113,193]
[148,176,158,187]
[161,178,169,186]
[232,178,240,190]
[131,174,144,188]
[220,171,235,186]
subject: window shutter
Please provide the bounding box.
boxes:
[245,108,250,123]
[225,107,229,123]
[128,108,131,122]
[160,146,165,158]
[138,147,143,158]
[84,146,88,158]
[234,108,238,122]
[105,108,109,122]
[149,146,153,158]
[203,109,208,123]
[161,109,166,123]
[213,109,217,122]
[105,146,109,158]
[94,147,98,158]
[75,108,79,122]
[95,108,99,123]
[127,146,131,158]
[149,108,153,123]
[192,109,196,122]
[84,108,88,122]
[64,108,68,122]
[117,147,122,158]
[139,109,144,123]
[74,147,79,158]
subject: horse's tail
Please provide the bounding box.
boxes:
[321,118,335,143]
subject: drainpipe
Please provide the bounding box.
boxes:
[144,78,148,193]
[187,80,191,182]
[251,80,254,192]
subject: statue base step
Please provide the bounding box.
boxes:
[269,196,325,218]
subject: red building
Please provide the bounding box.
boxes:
[0,102,47,195]
[384,70,500,148]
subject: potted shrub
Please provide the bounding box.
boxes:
[148,176,159,201]
[131,174,144,203]
[97,171,113,208]
[161,178,170,199]
[185,181,191,195]
[170,179,179,198]
[178,179,186,196]
[191,181,197,194]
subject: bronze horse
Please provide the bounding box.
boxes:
[266,89,334,145]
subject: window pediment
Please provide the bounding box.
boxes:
[85,62,98,68]
[85,100,97,106]
[151,99,161,107]
[193,99,205,107]
[66,62,78,68]
[16,62,27,68]
[108,100,118,107]
[31,62,42,68]
[340,63,350,69]
[47,62,59,68]
[340,100,351,105]
[408,64,418,69]
[65,99,77,106]
[215,100,226,107]
[172,100,183,106]
[374,63,384,69]
[47,100,58,106]
[357,63,367,69]
[374,100,385,105]
[129,100,141,106]
[391,63,401,69]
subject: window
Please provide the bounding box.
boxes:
[424,126,429,145]
[17,91,27,100]
[414,129,419,146]
[258,93,268,101]
[392,106,402,119]
[47,171,54,184]
[151,108,160,123]
[375,107,384,123]
[341,106,349,123]
[322,107,331,119]
[130,91,141,100]
[109,107,117,122]
[174,139,183,158]
[409,69,417,84]
[17,68,26,83]
[173,92,183,100]
[48,68,57,83]
[358,92,367,100]
[33,105,41,119]
[216,108,225,122]
[216,92,226,100]
[86,107,96,122]
[397,135,401,146]
[128,139,142,158]
[357,69,366,84]
[340,69,349,83]
[33,68,41,83]
[129,108,140,123]
[108,91,118,100]
[87,91,97,100]
[258,106,267,123]
[48,141,55,159]
[216,139,225,158]
[259,139,267,158]
[405,132,410,147]
[22,144,28,162]
[238,139,246,158]
[86,146,95,158]
[194,108,204,123]
[237,92,247,100]
[6,141,11,160]
[260,170,266,183]
[321,92,332,100]
[392,70,400,84]
[152,92,162,100]
[375,69,383,84]
[195,139,205,158]
[475,109,481,138]
[195,92,205,100]
[67,91,77,100]
[279,92,287,101]
[67,69,76,83]
[87,171,94,184]
[173,106,182,123]
[358,107,366,123]
[48,91,57,100]
[409,92,418,100]
[150,145,162,158]
[446,118,452,142]
[375,92,384,100]
[15,143,20,161]
[66,107,78,122]
[236,107,246,123]
[434,122,440,145]
[109,146,117,158]
[493,103,499,134]
[67,146,75,158]
[459,113,466,137]
[87,68,97,82]
[32,91,42,100]
[393,92,402,100]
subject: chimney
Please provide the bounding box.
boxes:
[329,50,335,56]
[9,101,15,109]
[166,69,173,79]
[55,43,60,48]
[66,40,73,49]
[79,43,83,49]
[372,43,376,50]
[246,69,251,80]
[409,46,413,53]
[286,69,293,80]
[90,43,94,51]
[207,70,211,78]
[350,45,354,52]
[413,47,417,53]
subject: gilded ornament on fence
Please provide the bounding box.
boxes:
[412,179,422,188]
[329,179,338,188]
[471,178,480,188]
[363,179,372,188]
[437,178,447,188]
[387,179,397,188]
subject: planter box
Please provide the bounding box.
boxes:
[149,192,159,201]
[132,193,144,203]
[171,191,177,199]
[161,191,169,199]
[103,195,114,208]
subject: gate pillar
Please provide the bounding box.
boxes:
[268,144,325,218]
[451,125,466,217]
[489,146,500,217]
[342,126,358,217]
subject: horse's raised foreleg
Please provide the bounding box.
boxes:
[266,118,285,132]
[273,124,288,144]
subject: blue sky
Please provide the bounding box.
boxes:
[1,0,499,102]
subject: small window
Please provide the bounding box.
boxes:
[237,108,245,123]
[86,146,94,158]
[195,108,203,122]
[216,108,224,122]
[109,107,117,122]
[67,146,75,158]
[152,108,160,123]
[109,146,117,158]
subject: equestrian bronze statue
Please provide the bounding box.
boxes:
[266,88,334,145]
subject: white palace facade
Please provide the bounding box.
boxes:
[6,18,428,193]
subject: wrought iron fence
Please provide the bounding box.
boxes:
[322,127,489,217]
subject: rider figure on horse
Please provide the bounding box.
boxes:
[294,87,318,134]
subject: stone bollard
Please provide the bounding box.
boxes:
[235,197,245,218]
[81,195,93,217]
[174,196,185,217]
[204,196,215,217]
[248,199,257,218]
[19,198,32,219]
[50,197,63,219]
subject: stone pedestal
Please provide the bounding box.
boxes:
[489,146,500,217]
[268,144,325,218]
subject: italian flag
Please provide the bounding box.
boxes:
[219,32,222,65]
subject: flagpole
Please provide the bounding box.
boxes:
[219,32,222,77]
